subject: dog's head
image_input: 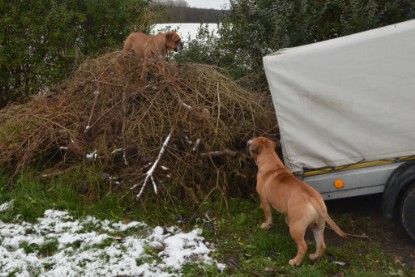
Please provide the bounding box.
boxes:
[247,137,277,160]
[165,32,183,52]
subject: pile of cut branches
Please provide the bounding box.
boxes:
[0,52,277,205]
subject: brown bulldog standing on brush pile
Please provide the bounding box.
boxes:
[247,137,347,265]
[122,31,183,80]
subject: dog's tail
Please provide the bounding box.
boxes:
[321,211,348,238]
[310,197,347,238]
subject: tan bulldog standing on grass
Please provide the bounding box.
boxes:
[248,136,347,265]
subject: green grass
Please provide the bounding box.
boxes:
[0,168,190,225]
[197,197,414,276]
[19,238,59,257]
[136,245,162,266]
[0,169,414,276]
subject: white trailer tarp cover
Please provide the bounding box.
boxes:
[263,20,415,173]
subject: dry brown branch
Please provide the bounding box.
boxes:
[326,225,370,239]
[200,149,237,158]
[39,166,77,179]
[0,52,278,206]
[345,233,370,239]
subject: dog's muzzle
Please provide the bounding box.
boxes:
[174,41,184,52]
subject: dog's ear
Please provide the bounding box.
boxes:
[166,32,173,41]
[264,137,278,149]
[250,143,262,157]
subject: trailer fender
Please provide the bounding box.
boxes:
[382,160,415,219]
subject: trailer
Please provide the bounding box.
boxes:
[263,20,415,240]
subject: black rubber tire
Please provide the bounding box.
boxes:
[400,184,415,241]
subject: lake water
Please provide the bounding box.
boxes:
[152,23,219,41]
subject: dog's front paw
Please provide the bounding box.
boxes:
[260,223,271,229]
[289,258,301,266]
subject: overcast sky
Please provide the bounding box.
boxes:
[186,0,229,9]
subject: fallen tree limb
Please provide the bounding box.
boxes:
[131,130,173,199]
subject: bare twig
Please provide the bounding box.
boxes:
[192,138,201,152]
[121,90,129,166]
[188,186,219,224]
[74,78,123,87]
[39,166,77,179]
[326,226,370,239]
[84,90,100,133]
[200,149,237,158]
[83,99,122,131]
[215,81,221,134]
[176,93,192,111]
[344,232,370,239]
[131,130,173,199]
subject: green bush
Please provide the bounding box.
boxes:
[0,0,151,106]
[175,0,415,82]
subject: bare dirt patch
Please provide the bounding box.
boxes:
[326,194,415,268]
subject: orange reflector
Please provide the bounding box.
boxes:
[334,179,344,189]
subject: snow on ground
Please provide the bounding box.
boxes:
[0,201,225,276]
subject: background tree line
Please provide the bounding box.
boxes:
[153,0,225,23]
[155,6,225,23]
[175,0,415,86]
[1,0,415,107]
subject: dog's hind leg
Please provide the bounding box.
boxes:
[288,222,307,265]
[309,220,326,261]
[121,36,133,58]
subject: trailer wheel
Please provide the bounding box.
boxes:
[401,184,415,241]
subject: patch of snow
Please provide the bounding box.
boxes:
[0,201,225,276]
[85,150,97,160]
[0,200,14,212]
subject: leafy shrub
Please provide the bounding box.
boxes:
[0,0,151,106]
[174,0,415,84]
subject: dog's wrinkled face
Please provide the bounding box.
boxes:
[165,32,183,52]
[247,137,276,159]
